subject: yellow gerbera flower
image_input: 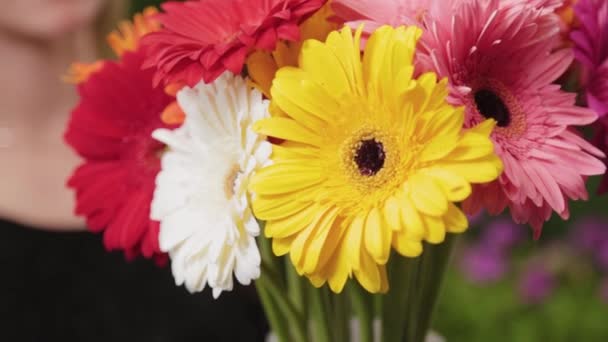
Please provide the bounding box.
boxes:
[249,25,503,294]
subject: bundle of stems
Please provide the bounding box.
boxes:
[256,232,455,342]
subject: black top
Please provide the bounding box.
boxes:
[0,219,267,342]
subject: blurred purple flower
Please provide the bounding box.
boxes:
[460,246,507,284]
[571,217,608,269]
[597,240,608,272]
[518,267,556,304]
[481,219,526,252]
[467,210,484,226]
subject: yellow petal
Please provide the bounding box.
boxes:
[364,26,421,99]
[325,25,365,96]
[444,203,469,233]
[302,206,341,274]
[308,272,326,288]
[271,142,319,160]
[418,105,463,143]
[272,235,296,256]
[379,265,389,294]
[438,156,503,183]
[446,132,496,161]
[468,118,496,136]
[298,31,353,97]
[424,77,450,111]
[410,72,438,113]
[400,193,425,240]
[354,249,382,293]
[364,207,391,265]
[392,65,416,98]
[422,214,446,244]
[328,265,349,293]
[253,117,321,146]
[408,173,448,216]
[363,26,393,97]
[290,205,335,272]
[392,231,423,257]
[316,217,349,272]
[344,213,365,271]
[422,168,472,202]
[264,203,317,238]
[249,162,322,195]
[326,239,351,293]
[419,133,459,162]
[383,196,402,231]
[272,68,341,125]
[253,194,313,221]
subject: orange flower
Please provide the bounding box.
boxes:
[64,7,185,125]
[107,7,162,57]
[160,83,187,125]
[62,61,105,84]
[64,7,161,85]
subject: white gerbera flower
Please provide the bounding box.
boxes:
[151,73,271,298]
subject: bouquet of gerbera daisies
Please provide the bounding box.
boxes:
[64,0,608,341]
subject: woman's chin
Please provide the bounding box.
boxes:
[0,0,105,40]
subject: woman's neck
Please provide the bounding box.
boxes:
[0,29,97,126]
[0,28,98,230]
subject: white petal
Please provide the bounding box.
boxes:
[154,72,264,297]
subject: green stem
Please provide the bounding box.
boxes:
[309,284,332,342]
[403,257,422,342]
[256,282,291,342]
[257,228,306,342]
[257,272,308,342]
[381,235,455,342]
[259,229,283,282]
[407,235,455,342]
[381,254,419,342]
[349,282,373,342]
[332,290,350,342]
[286,259,306,317]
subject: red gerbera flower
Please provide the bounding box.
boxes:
[141,0,327,87]
[65,49,173,264]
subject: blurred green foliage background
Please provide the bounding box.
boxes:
[131,0,165,13]
[128,0,608,340]
[432,177,608,341]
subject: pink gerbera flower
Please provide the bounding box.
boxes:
[142,0,326,87]
[571,0,608,117]
[331,0,435,30]
[418,0,605,237]
[65,49,173,263]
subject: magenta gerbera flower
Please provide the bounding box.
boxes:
[141,0,326,87]
[571,0,608,117]
[65,49,173,263]
[418,0,605,237]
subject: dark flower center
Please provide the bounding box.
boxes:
[474,89,511,127]
[355,139,385,176]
